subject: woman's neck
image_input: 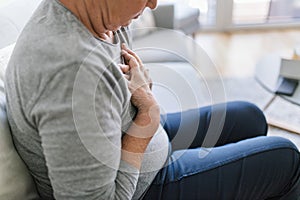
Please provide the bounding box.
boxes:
[59,0,114,42]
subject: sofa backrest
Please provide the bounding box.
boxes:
[0,0,41,199]
[0,0,40,48]
[0,44,39,200]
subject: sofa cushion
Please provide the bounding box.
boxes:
[0,45,39,199]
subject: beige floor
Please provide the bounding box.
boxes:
[195,28,300,148]
[195,29,300,78]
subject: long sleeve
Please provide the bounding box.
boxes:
[5,1,169,198]
[30,62,139,199]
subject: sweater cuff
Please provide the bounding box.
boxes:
[115,160,140,199]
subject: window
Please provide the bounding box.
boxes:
[233,0,271,24]
[171,0,300,30]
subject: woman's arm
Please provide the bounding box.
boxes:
[120,43,160,169]
[32,44,160,199]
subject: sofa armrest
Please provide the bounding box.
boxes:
[133,29,217,78]
[152,3,175,29]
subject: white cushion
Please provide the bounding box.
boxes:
[0,45,39,199]
[0,43,14,82]
[0,0,40,48]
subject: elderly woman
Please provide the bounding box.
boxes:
[5,0,300,199]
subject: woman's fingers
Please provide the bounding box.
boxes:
[124,74,130,80]
[122,43,143,66]
[118,64,130,74]
[122,48,147,73]
[121,44,152,90]
[121,50,139,68]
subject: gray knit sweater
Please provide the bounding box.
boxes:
[5,0,169,199]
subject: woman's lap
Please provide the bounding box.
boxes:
[143,101,300,200]
[160,101,268,149]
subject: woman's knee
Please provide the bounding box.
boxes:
[259,137,300,199]
[215,136,300,199]
[233,136,300,199]
[227,101,268,135]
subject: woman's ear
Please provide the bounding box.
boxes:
[146,0,157,9]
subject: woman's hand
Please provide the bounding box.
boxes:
[120,44,152,90]
[119,44,160,169]
[120,44,156,115]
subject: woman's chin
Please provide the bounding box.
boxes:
[122,20,132,27]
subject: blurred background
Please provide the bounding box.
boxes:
[161,0,300,30]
